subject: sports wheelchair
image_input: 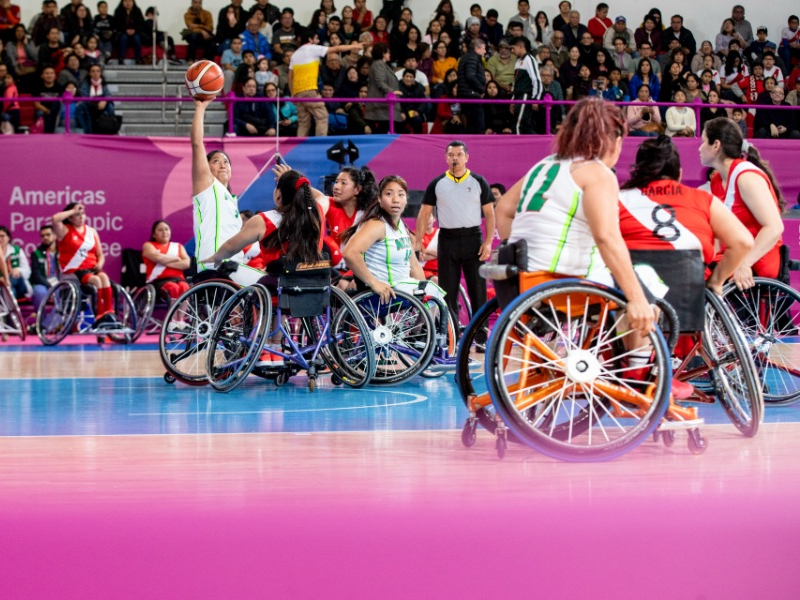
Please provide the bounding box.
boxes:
[0,284,26,341]
[349,280,458,384]
[456,243,762,461]
[204,257,376,393]
[35,275,136,345]
[721,248,800,406]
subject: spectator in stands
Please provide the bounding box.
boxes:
[698,67,719,98]
[480,9,502,49]
[241,17,270,60]
[345,83,370,133]
[507,0,536,48]
[539,65,563,129]
[356,54,371,84]
[548,29,568,69]
[682,72,701,102]
[365,42,399,132]
[250,0,279,27]
[609,36,633,77]
[29,224,59,312]
[754,86,799,138]
[307,9,327,44]
[552,0,571,32]
[510,35,542,133]
[486,38,513,94]
[720,51,746,99]
[33,65,61,132]
[261,81,295,135]
[662,15,695,56]
[606,67,629,100]
[77,62,113,133]
[0,225,30,300]
[530,11,549,48]
[733,61,765,104]
[431,0,461,35]
[482,79,510,134]
[629,56,660,102]
[715,19,738,58]
[388,17,408,61]
[275,46,292,93]
[576,31,597,69]
[272,9,299,60]
[747,26,777,63]
[430,79,462,134]
[221,36,243,92]
[664,88,695,137]
[4,24,36,92]
[38,26,67,71]
[93,1,115,60]
[593,47,614,78]
[64,4,93,46]
[114,0,145,64]
[320,51,345,90]
[561,10,588,49]
[395,54,428,95]
[61,0,91,21]
[216,1,247,54]
[634,14,660,56]
[627,84,662,136]
[603,16,634,56]
[397,68,426,133]
[0,1,21,45]
[339,7,360,44]
[352,0,372,31]
[368,14,388,46]
[560,44,582,98]
[761,51,784,88]
[31,0,60,47]
[234,76,275,135]
[700,89,724,129]
[587,3,610,47]
[182,0,215,62]
[757,75,778,104]
[253,56,276,94]
[430,40,455,85]
[2,69,20,131]
[57,52,86,88]
[320,82,346,133]
[779,15,800,71]
[730,5,753,48]
[457,37,486,134]
[659,61,686,106]
[691,40,721,73]
[336,64,360,97]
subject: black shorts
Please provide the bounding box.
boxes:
[72,269,96,285]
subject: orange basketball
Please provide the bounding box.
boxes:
[185,60,225,100]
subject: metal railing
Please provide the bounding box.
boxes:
[8,94,800,138]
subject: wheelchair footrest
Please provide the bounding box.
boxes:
[657,418,704,432]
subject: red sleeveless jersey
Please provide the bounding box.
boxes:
[58,223,99,273]
[421,228,440,274]
[326,200,363,245]
[144,241,187,282]
[619,181,715,264]
[710,159,781,278]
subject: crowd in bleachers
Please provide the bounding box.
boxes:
[0,1,798,137]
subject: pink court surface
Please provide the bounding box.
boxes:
[1,338,800,599]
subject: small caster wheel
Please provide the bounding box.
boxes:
[97,336,106,344]
[163,372,176,384]
[661,430,676,447]
[687,429,707,455]
[275,371,289,386]
[331,374,342,386]
[461,418,478,448]
[496,433,507,459]
[308,377,316,392]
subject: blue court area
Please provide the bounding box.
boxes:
[3,344,800,437]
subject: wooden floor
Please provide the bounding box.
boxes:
[2,344,800,599]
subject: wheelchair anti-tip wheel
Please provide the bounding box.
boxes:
[351,289,436,385]
[722,278,800,406]
[36,279,81,346]
[704,289,763,437]
[486,280,672,462]
[206,284,272,393]
[159,280,238,385]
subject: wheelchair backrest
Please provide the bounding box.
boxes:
[628,249,706,333]
[493,239,529,310]
[275,257,333,318]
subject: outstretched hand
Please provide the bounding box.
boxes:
[273,163,291,180]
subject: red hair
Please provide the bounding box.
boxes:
[555,97,627,161]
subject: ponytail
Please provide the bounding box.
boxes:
[262,170,323,262]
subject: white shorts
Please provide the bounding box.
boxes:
[394,278,447,301]
[586,264,669,300]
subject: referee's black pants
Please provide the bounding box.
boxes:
[438,227,486,323]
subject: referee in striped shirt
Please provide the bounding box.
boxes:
[415,140,495,325]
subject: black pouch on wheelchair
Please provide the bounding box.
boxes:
[777,244,792,285]
[492,240,528,310]
[629,249,706,332]
[272,254,333,318]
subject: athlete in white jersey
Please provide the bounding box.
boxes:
[191,97,265,287]
[343,175,445,304]
[495,97,655,337]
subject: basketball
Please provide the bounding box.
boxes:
[185,60,225,100]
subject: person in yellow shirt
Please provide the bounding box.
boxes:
[289,31,362,137]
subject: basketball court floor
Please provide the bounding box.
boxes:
[2,339,800,598]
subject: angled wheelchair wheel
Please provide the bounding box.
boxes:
[159,280,238,386]
[456,284,473,334]
[108,284,137,344]
[420,295,456,378]
[351,289,436,385]
[704,290,763,436]
[36,280,81,346]
[131,284,157,342]
[722,278,800,406]
[206,284,272,393]
[487,281,672,462]
[305,287,376,388]
[0,285,26,341]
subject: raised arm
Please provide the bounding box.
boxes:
[191,98,216,196]
[52,204,82,241]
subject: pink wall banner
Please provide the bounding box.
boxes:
[1,135,798,279]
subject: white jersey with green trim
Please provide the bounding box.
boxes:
[193,178,243,271]
[363,220,413,286]
[508,155,605,276]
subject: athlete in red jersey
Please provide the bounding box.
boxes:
[700,117,785,287]
[327,166,376,245]
[52,202,118,327]
[142,220,190,300]
[621,135,753,294]
[418,212,440,280]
